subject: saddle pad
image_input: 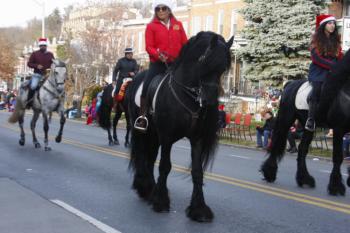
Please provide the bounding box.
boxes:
[152,74,169,111]
[295,81,312,110]
[135,82,144,107]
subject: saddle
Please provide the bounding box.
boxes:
[134,73,169,113]
[295,81,312,110]
[115,78,132,102]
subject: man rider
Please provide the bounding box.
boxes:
[27,38,55,103]
[112,47,139,97]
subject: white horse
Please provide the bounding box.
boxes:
[9,59,68,151]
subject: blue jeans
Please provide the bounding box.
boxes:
[343,136,350,158]
[30,73,43,90]
[256,129,271,148]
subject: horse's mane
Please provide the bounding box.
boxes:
[319,50,350,114]
[54,60,66,68]
[172,31,231,72]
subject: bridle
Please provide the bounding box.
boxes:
[43,64,66,99]
[167,43,219,130]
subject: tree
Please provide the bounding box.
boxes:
[0,35,16,87]
[238,0,325,85]
[46,8,62,39]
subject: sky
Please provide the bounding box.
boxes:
[0,0,87,27]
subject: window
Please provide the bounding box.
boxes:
[218,10,224,35]
[131,34,135,48]
[192,16,201,35]
[124,35,128,48]
[205,15,213,31]
[231,10,237,36]
[138,31,143,53]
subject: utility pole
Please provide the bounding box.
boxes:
[33,0,45,38]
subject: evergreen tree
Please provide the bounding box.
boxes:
[238,0,325,85]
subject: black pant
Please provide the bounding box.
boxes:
[141,62,168,98]
[287,131,302,148]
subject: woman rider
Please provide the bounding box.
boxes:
[305,14,342,131]
[134,0,188,131]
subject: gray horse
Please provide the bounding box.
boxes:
[8,59,68,151]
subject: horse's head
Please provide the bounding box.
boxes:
[50,59,68,93]
[175,31,233,107]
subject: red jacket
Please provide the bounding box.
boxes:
[145,16,188,63]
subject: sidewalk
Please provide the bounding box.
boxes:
[0,178,107,233]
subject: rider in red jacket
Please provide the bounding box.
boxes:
[134,0,187,131]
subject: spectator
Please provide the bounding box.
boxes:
[326,129,333,137]
[218,104,227,129]
[84,103,90,118]
[65,100,78,118]
[287,120,303,153]
[256,111,275,149]
[343,133,350,160]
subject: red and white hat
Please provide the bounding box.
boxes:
[38,38,48,46]
[316,14,336,30]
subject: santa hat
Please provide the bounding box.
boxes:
[38,38,48,46]
[316,14,336,30]
[152,0,175,11]
[218,104,225,111]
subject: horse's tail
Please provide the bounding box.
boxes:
[8,96,24,124]
[128,71,148,171]
[97,84,114,130]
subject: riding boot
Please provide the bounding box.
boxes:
[305,101,317,132]
[134,97,148,132]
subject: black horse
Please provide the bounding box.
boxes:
[97,84,131,147]
[261,50,350,194]
[128,31,233,222]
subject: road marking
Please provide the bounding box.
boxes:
[51,199,122,233]
[228,154,251,160]
[319,169,347,177]
[3,123,350,215]
[175,145,191,150]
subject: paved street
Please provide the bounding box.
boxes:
[0,111,349,233]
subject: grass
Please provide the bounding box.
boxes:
[219,135,332,158]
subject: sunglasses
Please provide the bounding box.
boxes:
[155,6,168,12]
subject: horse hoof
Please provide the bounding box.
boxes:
[150,186,170,212]
[260,160,277,183]
[114,140,120,145]
[296,174,315,188]
[55,136,62,143]
[34,142,41,148]
[186,203,214,222]
[328,181,346,196]
[152,199,170,213]
[19,139,25,146]
[108,141,114,146]
[132,177,155,201]
[45,147,51,151]
[124,142,129,148]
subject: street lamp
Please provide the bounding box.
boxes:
[32,0,45,38]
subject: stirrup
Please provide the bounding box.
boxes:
[305,118,315,132]
[134,115,148,132]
